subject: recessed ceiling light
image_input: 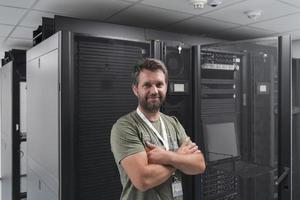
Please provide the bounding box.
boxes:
[190,0,208,9]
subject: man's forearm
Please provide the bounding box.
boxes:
[139,164,175,191]
[168,152,206,175]
[121,151,176,192]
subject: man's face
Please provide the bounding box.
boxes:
[133,69,167,113]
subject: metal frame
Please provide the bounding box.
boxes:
[193,45,202,200]
[278,35,292,200]
[60,30,76,200]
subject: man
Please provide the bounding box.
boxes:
[111,58,206,200]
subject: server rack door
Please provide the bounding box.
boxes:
[71,35,150,200]
[27,32,61,200]
[1,62,13,200]
[198,36,291,200]
[292,58,300,200]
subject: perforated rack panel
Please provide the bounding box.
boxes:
[76,36,149,200]
[203,167,240,200]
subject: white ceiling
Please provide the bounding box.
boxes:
[1,0,300,58]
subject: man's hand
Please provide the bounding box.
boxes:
[146,142,172,165]
[177,137,201,155]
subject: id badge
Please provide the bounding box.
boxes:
[172,180,183,198]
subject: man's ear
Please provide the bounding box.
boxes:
[132,84,138,97]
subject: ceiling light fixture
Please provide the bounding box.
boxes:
[190,0,222,9]
[190,0,208,9]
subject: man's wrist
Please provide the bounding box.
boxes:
[167,151,178,166]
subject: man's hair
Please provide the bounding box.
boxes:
[132,58,168,85]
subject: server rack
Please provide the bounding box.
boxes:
[1,49,27,200]
[292,58,300,200]
[199,48,242,200]
[193,36,292,200]
[27,30,152,200]
[158,41,196,200]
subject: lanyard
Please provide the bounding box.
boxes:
[136,108,169,151]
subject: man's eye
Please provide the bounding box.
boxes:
[157,83,163,88]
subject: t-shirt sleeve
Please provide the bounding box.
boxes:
[171,116,189,146]
[110,119,145,164]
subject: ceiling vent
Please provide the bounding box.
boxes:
[244,10,263,20]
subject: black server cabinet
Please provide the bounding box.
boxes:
[73,36,150,200]
[158,41,195,200]
[194,36,292,200]
[27,31,151,200]
[199,48,242,200]
[1,49,26,200]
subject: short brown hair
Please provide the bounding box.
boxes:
[132,58,168,85]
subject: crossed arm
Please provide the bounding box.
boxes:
[120,138,206,191]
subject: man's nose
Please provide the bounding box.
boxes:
[150,85,158,94]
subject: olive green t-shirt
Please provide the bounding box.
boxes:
[110,111,188,200]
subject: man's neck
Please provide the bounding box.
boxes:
[138,106,160,122]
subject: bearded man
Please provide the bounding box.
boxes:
[111,58,206,200]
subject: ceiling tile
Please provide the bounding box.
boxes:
[4,37,32,49]
[121,0,141,2]
[20,10,55,28]
[211,26,276,40]
[278,0,300,8]
[0,24,14,37]
[141,0,244,15]
[204,0,299,25]
[0,0,36,9]
[0,36,5,44]
[165,16,239,36]
[107,4,193,29]
[34,0,132,21]
[0,6,27,25]
[11,26,35,39]
[249,13,300,32]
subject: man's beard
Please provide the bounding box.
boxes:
[139,94,165,113]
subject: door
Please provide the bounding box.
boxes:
[1,62,13,200]
[197,36,291,200]
[27,32,61,200]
